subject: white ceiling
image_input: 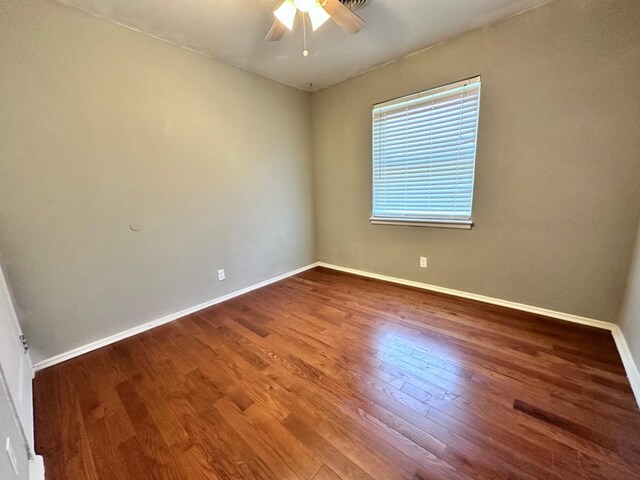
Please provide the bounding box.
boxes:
[57,0,552,91]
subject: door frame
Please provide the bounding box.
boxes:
[0,264,34,456]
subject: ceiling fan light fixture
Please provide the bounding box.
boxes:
[308,3,330,31]
[294,0,318,13]
[274,0,297,30]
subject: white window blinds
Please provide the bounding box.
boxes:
[372,76,481,227]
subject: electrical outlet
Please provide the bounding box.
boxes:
[5,437,18,475]
[420,257,428,268]
[217,269,226,281]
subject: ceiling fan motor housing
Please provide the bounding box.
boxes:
[338,0,371,11]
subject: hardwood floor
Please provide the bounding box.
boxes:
[34,267,640,479]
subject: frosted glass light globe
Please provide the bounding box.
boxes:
[294,0,317,12]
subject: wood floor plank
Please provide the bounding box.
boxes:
[513,399,619,452]
[34,268,640,479]
[312,464,344,480]
[177,445,221,480]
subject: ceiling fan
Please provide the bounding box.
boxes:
[266,0,366,42]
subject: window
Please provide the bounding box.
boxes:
[371,76,481,228]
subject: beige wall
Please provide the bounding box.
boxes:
[620,222,640,369]
[311,0,640,322]
[0,0,316,362]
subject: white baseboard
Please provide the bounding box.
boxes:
[33,260,640,410]
[318,262,614,328]
[29,455,44,480]
[611,326,640,409]
[317,262,640,408]
[33,263,320,371]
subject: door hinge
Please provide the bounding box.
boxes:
[19,334,29,353]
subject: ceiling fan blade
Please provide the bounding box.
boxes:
[266,19,287,41]
[323,0,365,35]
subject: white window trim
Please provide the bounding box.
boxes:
[369,218,473,229]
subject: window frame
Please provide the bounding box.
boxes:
[370,76,481,229]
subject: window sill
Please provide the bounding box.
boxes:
[369,218,473,229]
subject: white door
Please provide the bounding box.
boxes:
[0,265,34,456]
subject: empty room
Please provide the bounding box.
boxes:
[1,0,640,478]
